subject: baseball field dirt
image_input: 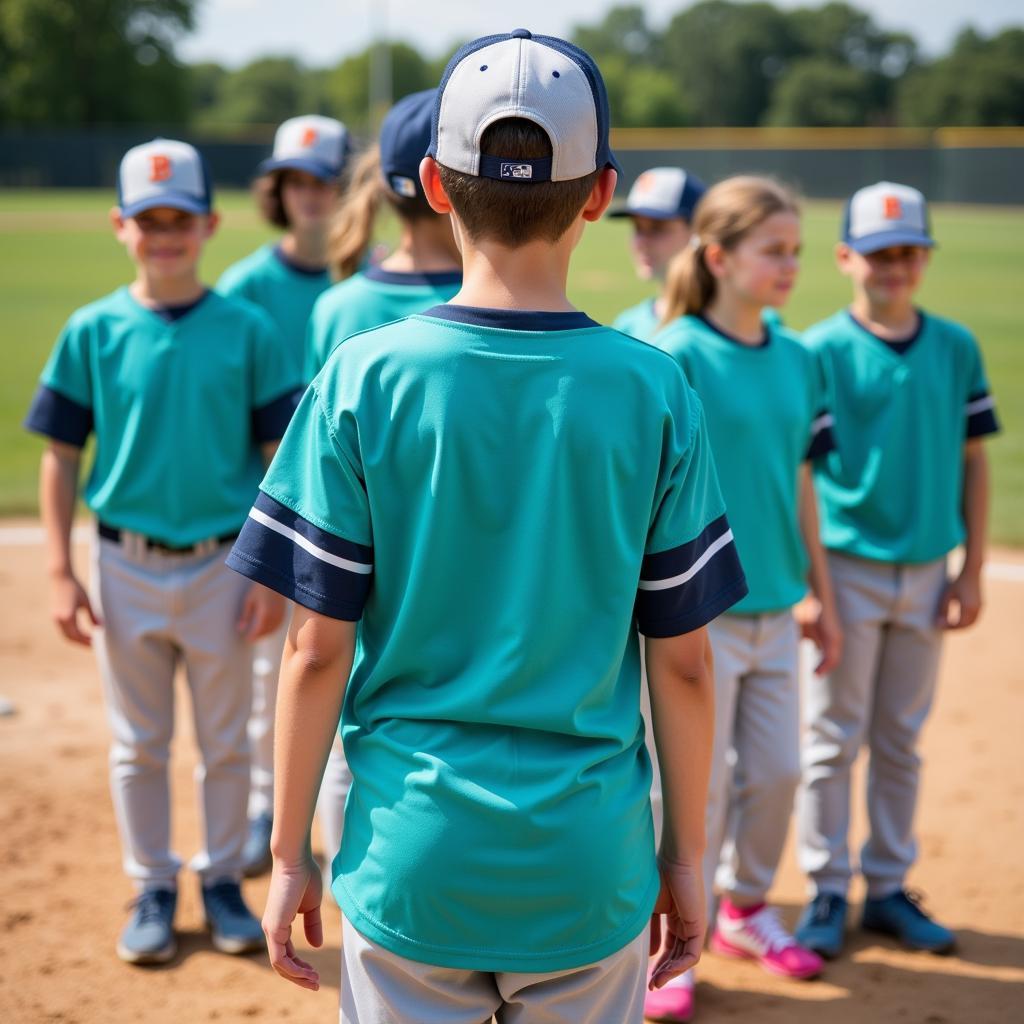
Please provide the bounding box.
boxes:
[1,530,1022,1023]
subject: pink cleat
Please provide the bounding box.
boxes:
[644,968,695,1023]
[711,901,824,980]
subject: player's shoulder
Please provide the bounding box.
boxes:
[310,272,374,319]
[216,244,275,291]
[921,309,977,349]
[63,287,134,332]
[801,310,852,351]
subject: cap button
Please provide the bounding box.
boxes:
[510,28,532,39]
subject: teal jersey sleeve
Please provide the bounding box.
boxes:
[24,313,96,447]
[247,305,303,442]
[963,332,1000,438]
[216,261,256,301]
[304,297,331,383]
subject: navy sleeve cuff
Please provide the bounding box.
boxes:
[804,410,836,461]
[226,491,372,620]
[252,388,303,444]
[24,384,93,447]
[636,513,749,637]
[965,392,1000,439]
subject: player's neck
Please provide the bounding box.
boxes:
[451,239,575,313]
[379,221,461,274]
[130,272,205,308]
[851,294,918,338]
[705,293,765,346]
[280,230,327,270]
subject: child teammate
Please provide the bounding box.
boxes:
[24,140,303,964]
[227,30,747,1023]
[609,166,706,341]
[304,88,461,381]
[795,182,999,958]
[217,114,350,877]
[648,176,841,1022]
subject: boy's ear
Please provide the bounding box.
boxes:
[419,157,451,215]
[834,241,853,273]
[581,168,618,223]
[204,211,221,238]
[109,206,127,237]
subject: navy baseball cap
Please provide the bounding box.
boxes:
[380,89,436,199]
[428,29,621,182]
[842,181,934,254]
[118,139,213,218]
[608,167,706,222]
[258,115,350,181]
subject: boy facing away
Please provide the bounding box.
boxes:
[25,140,302,964]
[226,30,748,1023]
[794,182,1000,959]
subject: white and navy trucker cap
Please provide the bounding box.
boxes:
[258,115,350,181]
[428,28,620,182]
[842,181,934,254]
[118,139,213,218]
[609,167,707,222]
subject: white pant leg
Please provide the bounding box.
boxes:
[798,553,891,896]
[317,732,352,905]
[248,617,288,818]
[716,612,801,905]
[861,558,946,898]
[176,545,253,883]
[91,538,181,890]
[638,642,662,850]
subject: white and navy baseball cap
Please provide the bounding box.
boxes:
[258,115,350,181]
[842,181,934,254]
[609,167,706,222]
[380,89,436,199]
[428,29,620,183]
[118,139,213,218]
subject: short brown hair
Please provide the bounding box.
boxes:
[254,168,347,231]
[437,119,600,247]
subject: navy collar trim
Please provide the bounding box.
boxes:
[697,312,769,349]
[421,305,600,331]
[273,244,328,277]
[364,266,462,287]
[847,309,925,354]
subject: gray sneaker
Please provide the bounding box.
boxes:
[117,888,177,964]
[202,880,264,954]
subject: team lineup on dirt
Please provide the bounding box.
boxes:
[23,28,1000,1024]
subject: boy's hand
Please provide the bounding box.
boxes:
[263,852,324,991]
[648,856,705,990]
[238,583,285,641]
[795,594,844,675]
[936,570,982,630]
[50,571,101,645]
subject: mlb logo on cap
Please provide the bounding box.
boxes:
[609,167,706,222]
[118,139,213,217]
[429,28,620,182]
[259,115,350,181]
[842,181,934,254]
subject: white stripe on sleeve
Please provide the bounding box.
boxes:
[638,529,735,592]
[248,507,373,574]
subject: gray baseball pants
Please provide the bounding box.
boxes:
[798,551,946,899]
[91,534,252,890]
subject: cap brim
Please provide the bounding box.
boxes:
[607,205,685,221]
[120,194,210,218]
[258,157,339,181]
[847,230,935,254]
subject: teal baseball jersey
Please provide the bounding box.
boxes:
[228,305,747,972]
[613,300,782,343]
[217,243,331,376]
[655,314,834,614]
[304,266,462,380]
[804,309,999,563]
[25,287,302,545]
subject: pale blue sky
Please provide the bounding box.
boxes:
[178,0,1022,68]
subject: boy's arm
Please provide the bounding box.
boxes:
[936,439,989,630]
[262,605,356,990]
[794,464,843,674]
[40,440,99,645]
[645,625,714,988]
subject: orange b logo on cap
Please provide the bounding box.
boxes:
[301,127,318,147]
[883,195,902,220]
[149,155,172,182]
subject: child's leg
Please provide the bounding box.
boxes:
[176,545,253,882]
[716,612,800,905]
[91,537,181,890]
[861,559,946,898]
[247,618,288,819]
[798,553,890,896]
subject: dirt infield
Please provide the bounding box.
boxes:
[1,531,1022,1024]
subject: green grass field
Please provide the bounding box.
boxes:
[1,190,1021,544]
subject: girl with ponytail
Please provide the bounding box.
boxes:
[644,176,842,1021]
[305,89,462,380]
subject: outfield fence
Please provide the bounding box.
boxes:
[2,126,1023,204]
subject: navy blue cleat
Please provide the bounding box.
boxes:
[795,892,848,960]
[862,889,956,954]
[202,880,264,954]
[117,888,177,965]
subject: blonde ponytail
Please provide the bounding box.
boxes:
[327,145,384,281]
[659,175,799,329]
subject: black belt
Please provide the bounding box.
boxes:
[98,521,239,554]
